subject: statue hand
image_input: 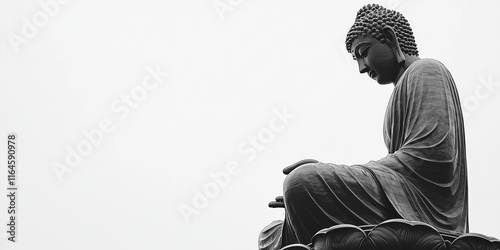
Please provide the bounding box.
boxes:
[268,196,284,208]
[282,159,318,175]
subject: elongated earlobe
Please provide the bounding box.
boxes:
[392,46,406,65]
[382,25,406,65]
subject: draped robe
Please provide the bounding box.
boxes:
[259,59,468,250]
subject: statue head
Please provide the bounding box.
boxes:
[345,4,419,84]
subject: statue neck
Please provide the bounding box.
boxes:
[394,55,421,86]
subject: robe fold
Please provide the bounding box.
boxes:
[259,59,468,249]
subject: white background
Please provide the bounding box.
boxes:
[1,0,499,249]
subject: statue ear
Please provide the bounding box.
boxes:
[382,25,405,65]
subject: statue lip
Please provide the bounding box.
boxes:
[369,70,377,79]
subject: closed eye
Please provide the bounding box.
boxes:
[352,42,371,60]
[358,45,370,58]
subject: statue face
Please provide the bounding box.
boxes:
[350,35,400,85]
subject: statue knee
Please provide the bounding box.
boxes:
[285,162,319,180]
[283,162,321,202]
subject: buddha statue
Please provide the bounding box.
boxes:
[259,4,468,250]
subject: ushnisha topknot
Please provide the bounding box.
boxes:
[345,4,419,57]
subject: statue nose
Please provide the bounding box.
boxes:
[357,59,369,74]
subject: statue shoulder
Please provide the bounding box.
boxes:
[407,58,448,73]
[408,58,448,73]
[403,58,452,86]
[393,58,457,98]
